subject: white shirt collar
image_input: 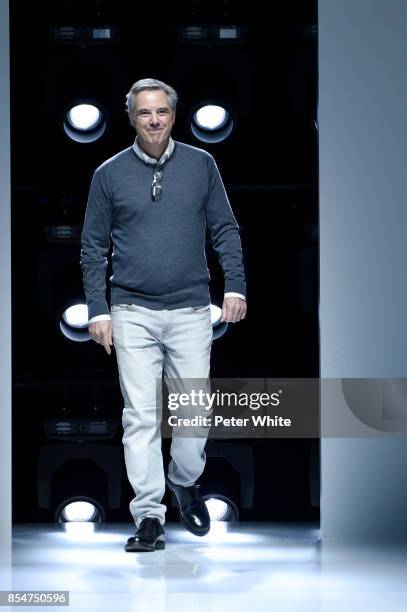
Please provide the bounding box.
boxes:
[132,136,174,166]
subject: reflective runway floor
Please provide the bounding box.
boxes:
[2,522,407,611]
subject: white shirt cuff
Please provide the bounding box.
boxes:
[224,292,246,301]
[88,314,112,324]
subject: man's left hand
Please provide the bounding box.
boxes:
[220,297,247,323]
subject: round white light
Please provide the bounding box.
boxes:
[205,498,230,521]
[210,303,222,326]
[63,501,96,522]
[208,303,229,340]
[63,304,89,328]
[194,105,227,131]
[190,103,234,143]
[68,104,101,131]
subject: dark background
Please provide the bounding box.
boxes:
[10,0,319,523]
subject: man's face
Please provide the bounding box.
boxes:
[130,89,175,146]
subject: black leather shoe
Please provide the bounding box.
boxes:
[125,517,165,552]
[166,477,210,536]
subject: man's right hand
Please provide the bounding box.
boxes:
[88,320,113,355]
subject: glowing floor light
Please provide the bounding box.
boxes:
[205,495,238,522]
[63,304,88,327]
[210,303,229,340]
[56,496,105,530]
[63,102,107,143]
[63,501,97,522]
[195,105,227,130]
[68,104,100,130]
[60,303,91,342]
[190,103,234,143]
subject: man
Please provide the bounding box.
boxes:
[80,78,247,552]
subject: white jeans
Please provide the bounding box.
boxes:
[111,303,213,528]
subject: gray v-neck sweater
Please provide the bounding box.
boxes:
[80,140,246,319]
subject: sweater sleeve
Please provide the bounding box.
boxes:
[205,155,246,297]
[80,166,113,320]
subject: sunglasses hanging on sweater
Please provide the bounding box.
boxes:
[151,163,165,202]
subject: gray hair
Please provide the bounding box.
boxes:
[125,78,178,117]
